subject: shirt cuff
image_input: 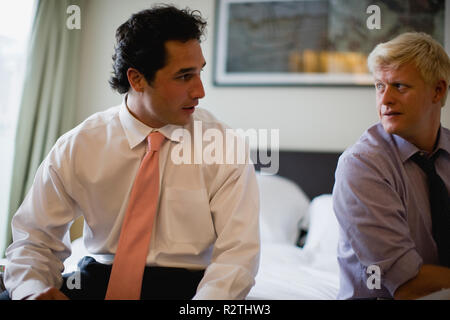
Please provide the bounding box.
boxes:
[382,249,423,296]
[10,280,49,300]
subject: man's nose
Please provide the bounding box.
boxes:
[190,76,205,100]
[379,85,395,106]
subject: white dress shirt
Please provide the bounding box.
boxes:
[5,97,260,300]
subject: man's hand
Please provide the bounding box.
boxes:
[25,287,69,300]
[394,264,450,300]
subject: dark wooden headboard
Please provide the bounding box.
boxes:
[252,150,342,200]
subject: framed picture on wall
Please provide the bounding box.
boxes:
[213,0,447,86]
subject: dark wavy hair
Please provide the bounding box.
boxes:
[109,5,207,94]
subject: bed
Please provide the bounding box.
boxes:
[246,151,342,300]
[64,150,343,300]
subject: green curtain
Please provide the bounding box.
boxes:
[2,0,84,257]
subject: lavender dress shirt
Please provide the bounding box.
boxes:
[333,123,450,299]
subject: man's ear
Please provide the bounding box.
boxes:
[127,68,146,92]
[432,79,448,105]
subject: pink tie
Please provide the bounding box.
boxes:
[105,131,166,300]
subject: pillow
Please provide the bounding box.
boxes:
[303,194,340,255]
[256,171,310,245]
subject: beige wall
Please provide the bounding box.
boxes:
[74,0,450,152]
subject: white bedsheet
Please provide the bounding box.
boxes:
[247,243,339,300]
[247,182,340,300]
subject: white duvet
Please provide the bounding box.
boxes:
[247,243,339,300]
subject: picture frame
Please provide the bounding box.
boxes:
[213,0,447,87]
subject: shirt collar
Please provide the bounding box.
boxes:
[392,125,449,162]
[118,94,183,149]
[437,125,450,156]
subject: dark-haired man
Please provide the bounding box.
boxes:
[3,5,259,300]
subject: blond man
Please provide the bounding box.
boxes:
[333,32,450,299]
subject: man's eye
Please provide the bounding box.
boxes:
[177,74,193,81]
[375,83,384,90]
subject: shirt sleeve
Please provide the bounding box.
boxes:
[193,162,260,300]
[5,142,78,300]
[333,152,422,297]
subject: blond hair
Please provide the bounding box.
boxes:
[368,32,450,106]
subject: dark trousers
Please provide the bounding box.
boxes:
[1,256,205,300]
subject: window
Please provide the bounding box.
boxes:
[0,0,36,252]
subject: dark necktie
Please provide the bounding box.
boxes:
[411,151,450,267]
